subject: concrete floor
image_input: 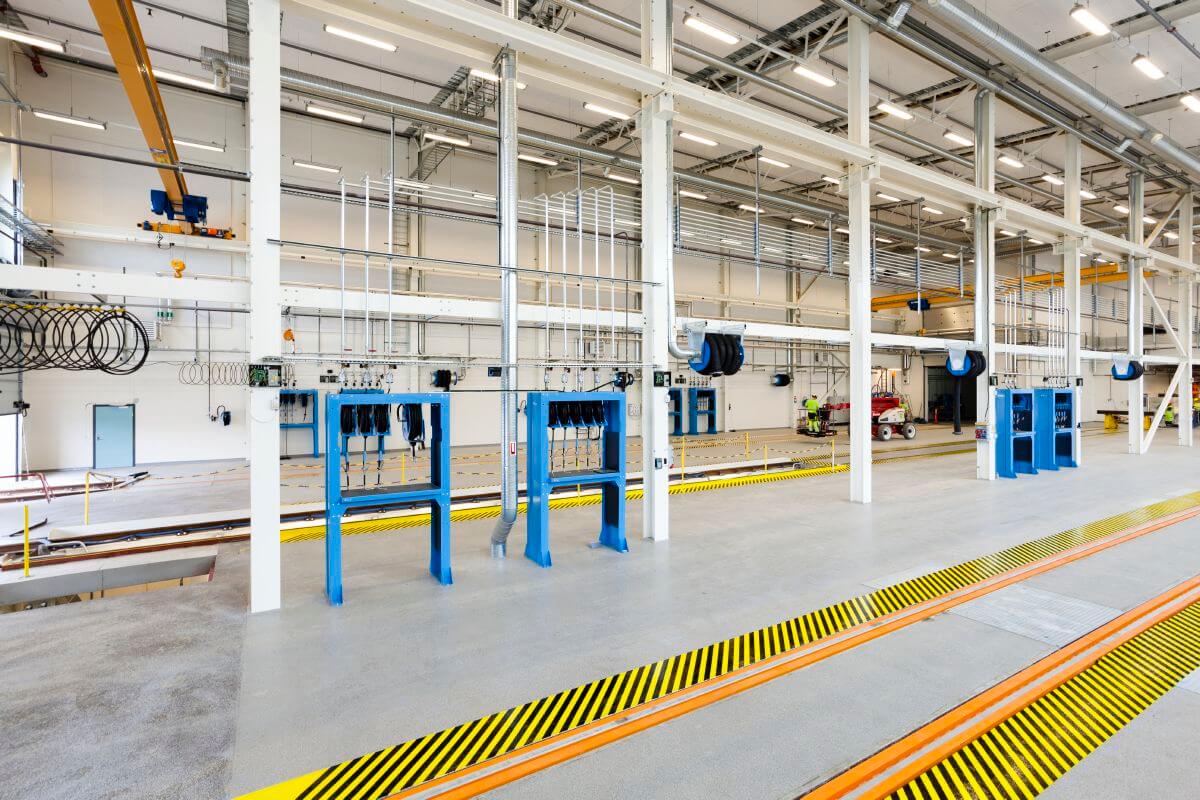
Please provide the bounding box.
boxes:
[1,429,1198,800]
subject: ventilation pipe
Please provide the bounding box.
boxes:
[918,0,1200,183]
[490,15,520,558]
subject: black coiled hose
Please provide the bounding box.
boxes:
[0,304,150,374]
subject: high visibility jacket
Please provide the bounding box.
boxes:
[1165,407,1175,423]
[805,398,819,415]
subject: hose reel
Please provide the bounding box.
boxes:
[688,333,745,377]
[945,347,987,436]
[1111,357,1144,381]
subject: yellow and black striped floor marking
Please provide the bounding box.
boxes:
[887,600,1200,800]
[241,491,1200,800]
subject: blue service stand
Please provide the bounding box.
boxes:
[524,391,627,568]
[1034,388,1078,471]
[280,389,319,458]
[687,387,718,435]
[668,387,684,436]
[996,388,1037,479]
[324,392,451,605]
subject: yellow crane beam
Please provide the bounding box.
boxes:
[871,263,1143,311]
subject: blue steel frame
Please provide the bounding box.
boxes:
[996,388,1038,479]
[668,387,684,436]
[687,387,718,435]
[324,392,451,605]
[280,389,319,458]
[1033,387,1078,471]
[524,391,627,568]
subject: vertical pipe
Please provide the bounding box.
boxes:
[1178,192,1194,448]
[561,193,568,366]
[490,19,520,557]
[593,189,601,362]
[609,188,616,360]
[387,115,396,356]
[576,187,584,375]
[1128,170,1145,455]
[363,173,371,353]
[973,88,997,480]
[339,177,346,354]
[544,195,551,362]
[846,14,872,504]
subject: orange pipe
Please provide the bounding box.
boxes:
[389,504,1200,800]
[803,573,1200,800]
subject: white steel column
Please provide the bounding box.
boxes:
[1062,134,1083,465]
[973,90,997,480]
[247,0,282,613]
[1128,171,1145,455]
[639,0,671,539]
[1179,192,1194,447]
[846,15,872,504]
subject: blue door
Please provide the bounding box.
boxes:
[93,404,135,469]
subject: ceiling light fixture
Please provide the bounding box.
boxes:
[32,109,106,130]
[876,192,902,203]
[876,101,913,120]
[153,69,214,90]
[682,12,739,45]
[721,238,744,246]
[942,252,958,259]
[821,175,841,185]
[943,129,973,148]
[1132,53,1165,80]
[467,68,526,89]
[324,24,396,52]
[759,155,791,169]
[306,104,363,124]
[1143,215,1157,224]
[1182,94,1200,113]
[1000,229,1017,237]
[518,153,559,166]
[914,246,932,253]
[395,178,430,189]
[1113,204,1130,214]
[174,137,225,153]
[737,204,763,213]
[0,26,65,53]
[423,131,471,147]
[583,102,631,121]
[835,226,851,234]
[1164,231,1180,240]
[1042,174,1065,186]
[875,236,895,244]
[604,169,640,185]
[1069,4,1110,36]
[923,206,943,215]
[1080,189,1098,200]
[293,159,340,174]
[790,217,815,225]
[678,189,708,200]
[679,131,718,146]
[998,154,1025,169]
[792,63,837,88]
[1029,238,1046,245]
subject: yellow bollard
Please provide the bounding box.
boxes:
[23,504,29,577]
[401,454,407,485]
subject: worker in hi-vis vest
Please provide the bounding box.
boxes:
[1165,403,1175,427]
[806,394,821,433]
[1193,395,1200,426]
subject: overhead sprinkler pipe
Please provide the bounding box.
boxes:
[490,36,520,559]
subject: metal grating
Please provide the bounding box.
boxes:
[948,584,1120,647]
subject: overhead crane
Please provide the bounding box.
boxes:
[87,0,233,239]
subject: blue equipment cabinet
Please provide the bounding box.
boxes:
[1034,388,1078,470]
[524,391,628,568]
[687,387,718,435]
[996,388,1037,479]
[668,387,684,436]
[324,392,451,605]
[280,389,319,458]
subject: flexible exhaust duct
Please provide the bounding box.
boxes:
[918,0,1200,183]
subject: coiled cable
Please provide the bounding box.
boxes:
[0,304,150,374]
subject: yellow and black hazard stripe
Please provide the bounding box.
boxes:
[241,491,1200,800]
[888,600,1200,800]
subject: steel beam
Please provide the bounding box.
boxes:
[1179,192,1195,447]
[1128,172,1146,456]
[847,16,872,504]
[247,0,281,613]
[1063,134,1083,466]
[974,89,996,481]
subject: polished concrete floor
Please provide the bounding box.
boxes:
[2,429,1198,800]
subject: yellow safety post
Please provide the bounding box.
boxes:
[401,454,407,485]
[681,437,687,478]
[763,445,768,473]
[84,471,92,525]
[744,431,749,459]
[831,437,835,468]
[22,504,30,577]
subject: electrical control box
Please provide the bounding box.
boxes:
[248,363,282,387]
[653,370,671,388]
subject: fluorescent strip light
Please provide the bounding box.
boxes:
[759,155,791,169]
[518,153,559,166]
[790,217,815,225]
[1000,229,1017,237]
[1133,54,1164,80]
[835,227,850,234]
[1164,231,1180,240]
[604,170,640,185]
[738,204,763,213]
[876,101,913,120]
[583,102,630,121]
[467,68,526,89]
[679,131,718,147]
[792,64,837,88]
[324,24,396,52]
[32,109,106,130]
[822,175,841,185]
[1143,215,1157,224]
[721,238,743,246]
[1113,204,1130,214]
[174,137,225,153]
[922,206,944,215]
[998,154,1024,169]
[914,246,932,253]
[1080,189,1098,200]
[876,192,901,203]
[1070,4,1110,36]
[943,129,973,148]
[395,179,430,189]
[152,69,214,90]
[1182,94,1200,113]
[293,159,339,174]
[875,236,894,244]
[423,131,471,147]
[1029,238,1046,245]
[473,193,496,202]
[1042,174,1064,186]
[306,104,363,124]
[942,252,958,259]
[683,13,739,45]
[678,189,708,200]
[0,26,65,53]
